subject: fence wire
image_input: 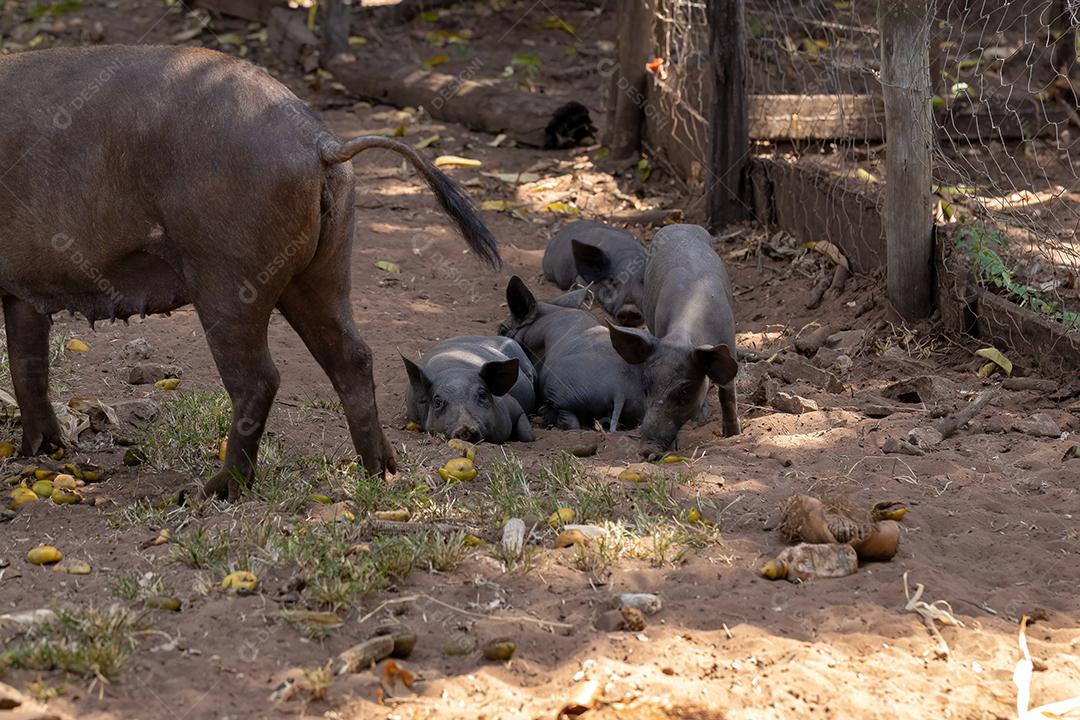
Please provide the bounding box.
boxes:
[644,0,1080,333]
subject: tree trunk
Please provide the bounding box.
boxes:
[604,0,653,161]
[321,0,350,63]
[879,0,934,319]
[705,0,750,230]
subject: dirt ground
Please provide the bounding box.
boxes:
[2,2,1080,719]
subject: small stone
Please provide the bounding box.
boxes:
[882,437,925,456]
[111,337,153,363]
[771,392,819,415]
[1014,412,1062,438]
[907,426,944,449]
[501,518,526,558]
[614,593,662,615]
[826,329,866,355]
[794,326,832,355]
[112,398,161,426]
[128,363,183,386]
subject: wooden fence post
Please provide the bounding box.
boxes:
[604,0,653,162]
[705,0,750,230]
[879,0,934,319]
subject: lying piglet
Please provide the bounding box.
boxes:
[542,220,646,325]
[498,276,643,431]
[607,224,740,458]
[403,336,536,443]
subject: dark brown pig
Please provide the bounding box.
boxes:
[0,46,498,499]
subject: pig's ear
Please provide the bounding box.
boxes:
[479,358,519,397]
[402,355,432,400]
[506,275,536,320]
[694,344,738,384]
[607,322,657,364]
[571,240,610,283]
[550,287,589,309]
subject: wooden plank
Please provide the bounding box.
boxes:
[748,157,886,274]
[748,94,885,140]
[880,0,935,319]
[706,0,751,229]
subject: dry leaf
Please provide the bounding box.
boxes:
[434,155,482,168]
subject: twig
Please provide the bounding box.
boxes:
[356,593,574,631]
[904,572,964,661]
[935,389,996,440]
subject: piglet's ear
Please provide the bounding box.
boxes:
[401,355,432,401]
[571,239,611,283]
[479,358,519,397]
[694,344,738,384]
[506,276,536,320]
[607,321,658,365]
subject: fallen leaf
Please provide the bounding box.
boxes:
[856,168,879,183]
[414,134,440,149]
[480,200,516,212]
[544,201,578,215]
[538,15,575,35]
[434,155,482,168]
[375,260,401,273]
[803,240,851,271]
[975,347,1013,376]
[348,36,367,46]
[421,53,450,68]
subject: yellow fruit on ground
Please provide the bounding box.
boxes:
[217,438,228,461]
[0,441,15,459]
[309,493,333,505]
[404,422,421,432]
[221,570,258,593]
[374,509,411,522]
[548,507,575,527]
[31,480,54,497]
[438,457,476,482]
[155,378,181,390]
[65,339,90,352]
[33,469,56,481]
[53,474,78,491]
[9,487,38,510]
[661,455,690,464]
[51,487,82,505]
[49,448,64,461]
[447,438,476,461]
[27,546,63,565]
[617,468,645,483]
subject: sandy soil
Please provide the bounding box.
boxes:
[2,2,1080,719]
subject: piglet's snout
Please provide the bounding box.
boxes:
[450,425,483,442]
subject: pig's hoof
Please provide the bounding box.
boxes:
[358,433,398,478]
[20,424,64,457]
[200,472,232,501]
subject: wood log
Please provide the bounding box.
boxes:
[327,55,595,148]
[604,0,654,160]
[706,0,751,229]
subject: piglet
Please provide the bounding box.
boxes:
[542,220,646,325]
[402,336,536,443]
[607,224,740,458]
[498,276,644,431]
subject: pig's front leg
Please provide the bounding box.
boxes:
[718,382,740,437]
[512,412,535,442]
[3,297,63,456]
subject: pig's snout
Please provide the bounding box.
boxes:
[615,304,643,327]
[450,425,483,443]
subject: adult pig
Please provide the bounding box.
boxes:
[542,220,646,325]
[402,336,536,443]
[0,46,499,500]
[607,224,739,457]
[498,276,643,431]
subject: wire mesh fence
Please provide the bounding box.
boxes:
[641,0,1080,338]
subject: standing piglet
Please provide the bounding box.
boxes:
[542,220,646,325]
[402,336,536,443]
[498,277,643,431]
[607,224,740,458]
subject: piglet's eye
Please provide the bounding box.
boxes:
[433,396,447,411]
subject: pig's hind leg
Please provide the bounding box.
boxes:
[2,297,63,455]
[718,382,741,437]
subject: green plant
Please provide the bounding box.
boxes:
[1,605,141,681]
[955,222,1080,329]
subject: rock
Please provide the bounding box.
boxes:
[613,593,662,615]
[112,398,161,425]
[794,326,832,355]
[825,329,866,355]
[813,347,852,376]
[1014,412,1062,438]
[110,337,153,363]
[778,356,844,393]
[335,635,394,675]
[501,518,526,558]
[128,363,183,385]
[907,426,944,449]
[749,376,780,407]
[882,437,925,456]
[594,606,646,632]
[1002,377,1058,393]
[771,392,819,415]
